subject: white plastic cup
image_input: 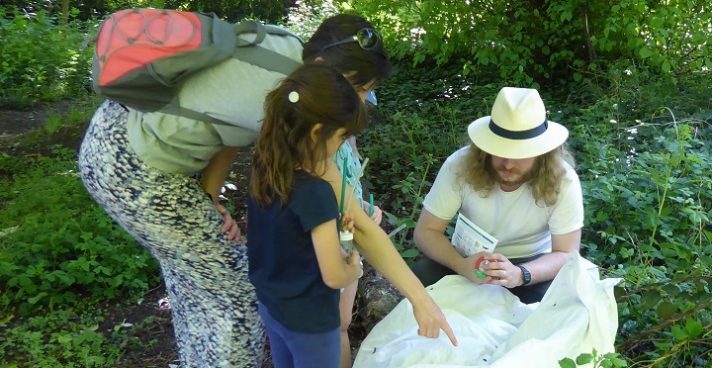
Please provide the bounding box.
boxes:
[339,230,355,254]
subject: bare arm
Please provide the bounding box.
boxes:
[414,209,463,271]
[200,146,240,240]
[200,146,239,203]
[519,229,581,284]
[312,219,363,289]
[322,160,458,346]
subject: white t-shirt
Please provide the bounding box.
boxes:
[126,28,303,174]
[422,146,584,259]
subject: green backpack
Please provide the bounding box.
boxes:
[92,8,302,126]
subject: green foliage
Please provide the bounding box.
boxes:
[558,67,711,366]
[0,8,94,108]
[6,0,273,22]
[165,0,286,23]
[559,349,628,368]
[285,0,342,39]
[573,113,711,367]
[347,0,711,85]
[0,152,159,316]
[0,308,121,367]
[0,304,165,367]
[43,98,98,135]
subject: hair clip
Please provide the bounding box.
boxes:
[288,91,300,103]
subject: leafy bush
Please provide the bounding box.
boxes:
[0,8,94,108]
[285,0,341,39]
[0,151,159,317]
[346,0,711,84]
[572,111,711,367]
[5,0,285,23]
[164,0,286,23]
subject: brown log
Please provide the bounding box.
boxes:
[354,262,404,334]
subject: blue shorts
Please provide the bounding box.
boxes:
[258,303,340,368]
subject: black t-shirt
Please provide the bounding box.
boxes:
[247,170,340,333]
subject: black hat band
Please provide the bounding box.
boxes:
[489,118,548,140]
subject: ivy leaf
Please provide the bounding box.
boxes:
[401,248,420,258]
[56,333,73,344]
[640,289,661,309]
[576,353,593,365]
[662,61,671,73]
[656,302,677,320]
[671,324,688,341]
[602,353,629,367]
[639,47,653,59]
[27,291,48,305]
[559,358,576,368]
[685,318,703,338]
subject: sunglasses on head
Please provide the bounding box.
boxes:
[321,28,380,52]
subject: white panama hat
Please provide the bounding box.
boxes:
[468,87,568,159]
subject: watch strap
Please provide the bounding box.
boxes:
[517,265,531,286]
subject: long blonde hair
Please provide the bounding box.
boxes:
[250,64,367,207]
[460,143,575,206]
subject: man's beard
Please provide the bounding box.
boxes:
[488,162,537,186]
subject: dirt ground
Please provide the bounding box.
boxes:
[1,100,372,367]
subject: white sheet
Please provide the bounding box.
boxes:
[354,253,620,368]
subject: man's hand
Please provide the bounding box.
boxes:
[482,253,523,288]
[453,252,494,284]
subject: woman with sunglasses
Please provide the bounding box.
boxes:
[303,15,458,367]
[79,13,455,368]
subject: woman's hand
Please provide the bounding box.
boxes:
[412,295,459,346]
[346,250,364,279]
[482,253,523,288]
[216,204,241,241]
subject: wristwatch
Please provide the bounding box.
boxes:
[517,265,531,286]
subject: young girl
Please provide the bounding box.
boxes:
[247,64,366,367]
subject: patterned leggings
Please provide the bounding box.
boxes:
[78,101,263,367]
